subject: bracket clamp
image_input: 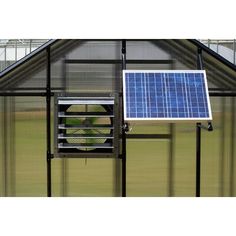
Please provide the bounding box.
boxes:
[197,121,213,132]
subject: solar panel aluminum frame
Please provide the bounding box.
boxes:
[123,70,213,122]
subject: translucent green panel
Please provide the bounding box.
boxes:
[14,97,46,196]
[201,97,221,196]
[127,139,169,196]
[0,97,16,196]
[128,122,169,134]
[218,97,236,197]
[174,124,196,196]
[54,158,115,197]
[0,97,3,196]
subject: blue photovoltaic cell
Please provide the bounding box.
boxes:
[123,71,212,120]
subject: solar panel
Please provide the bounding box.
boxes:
[123,70,212,121]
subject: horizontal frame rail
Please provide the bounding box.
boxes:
[1,90,236,98]
[0,92,51,96]
[65,59,174,64]
[58,143,113,149]
[126,134,171,139]
[58,111,114,117]
[58,133,114,139]
[58,124,114,129]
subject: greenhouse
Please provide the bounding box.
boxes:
[0,39,235,197]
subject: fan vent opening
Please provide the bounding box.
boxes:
[55,96,115,156]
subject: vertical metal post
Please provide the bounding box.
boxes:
[196,48,203,197]
[113,43,122,197]
[61,57,68,197]
[121,40,127,197]
[168,60,175,197]
[230,97,235,196]
[220,97,226,196]
[46,47,52,197]
[196,123,201,197]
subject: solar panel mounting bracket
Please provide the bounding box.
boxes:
[197,121,213,131]
[122,122,131,133]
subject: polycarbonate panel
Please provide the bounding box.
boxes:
[14,97,46,196]
[63,159,115,196]
[127,139,169,196]
[173,123,196,196]
[67,41,122,60]
[51,58,64,90]
[67,64,118,93]
[16,68,46,89]
[0,97,16,196]
[0,97,3,196]
[126,41,170,60]
[201,97,221,196]
[204,96,236,197]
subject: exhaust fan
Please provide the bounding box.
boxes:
[54,94,117,158]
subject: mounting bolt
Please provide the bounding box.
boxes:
[123,122,130,133]
[208,122,213,131]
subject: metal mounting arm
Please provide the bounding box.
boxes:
[123,122,131,133]
[197,121,213,132]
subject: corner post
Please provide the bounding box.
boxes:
[196,48,203,197]
[121,40,127,197]
[46,47,52,197]
[196,123,201,197]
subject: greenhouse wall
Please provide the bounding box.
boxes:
[0,40,235,196]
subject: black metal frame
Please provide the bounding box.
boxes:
[121,40,127,197]
[195,48,203,197]
[0,39,235,197]
[46,47,52,197]
[61,56,68,197]
[65,59,173,64]
[195,48,214,197]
